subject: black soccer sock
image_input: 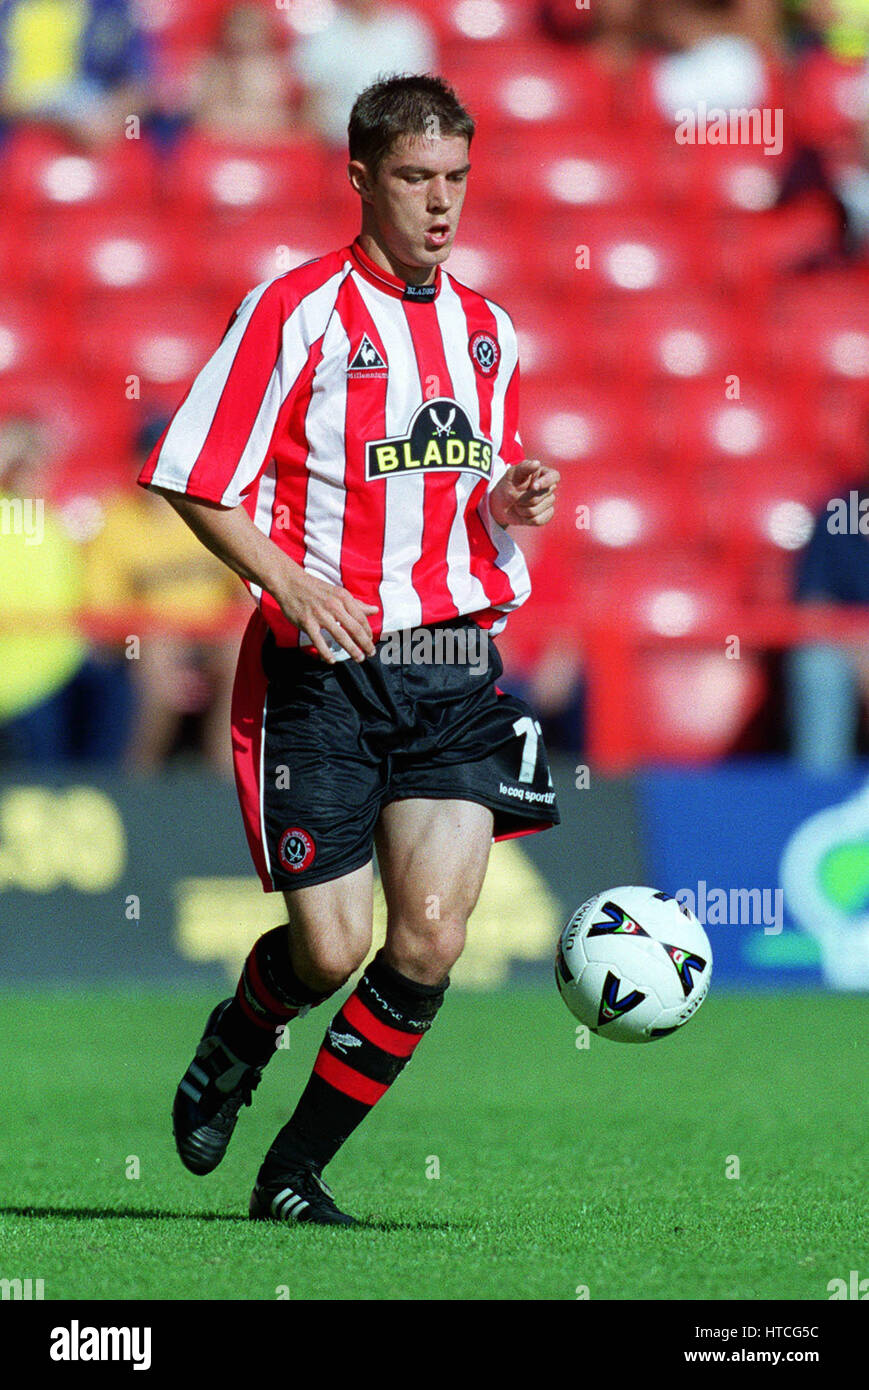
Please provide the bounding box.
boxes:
[258,949,448,1178]
[219,924,334,1065]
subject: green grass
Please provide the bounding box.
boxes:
[0,988,865,1300]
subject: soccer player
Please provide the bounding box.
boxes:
[139,74,561,1226]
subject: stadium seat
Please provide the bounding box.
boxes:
[716,193,845,290]
[197,206,360,302]
[4,128,159,213]
[164,132,331,219]
[700,466,834,604]
[545,473,694,597]
[585,559,766,762]
[443,45,615,137]
[594,292,744,384]
[762,272,869,396]
[76,294,228,409]
[483,128,657,215]
[554,211,711,299]
[650,380,806,476]
[0,374,132,476]
[28,210,191,301]
[790,51,869,155]
[520,381,650,472]
[680,142,788,215]
[506,298,602,387]
[0,296,69,377]
[412,0,536,45]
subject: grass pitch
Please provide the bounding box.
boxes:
[0,987,864,1301]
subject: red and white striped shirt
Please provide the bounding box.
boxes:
[138,238,532,651]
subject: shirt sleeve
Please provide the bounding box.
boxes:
[488,311,524,492]
[137,280,293,508]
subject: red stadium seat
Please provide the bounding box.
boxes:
[0,295,70,377]
[680,143,788,215]
[197,207,359,302]
[791,51,869,155]
[700,466,833,603]
[594,292,745,384]
[0,375,132,474]
[4,128,158,213]
[587,559,766,761]
[762,272,869,395]
[444,46,615,137]
[507,297,601,387]
[520,381,650,472]
[628,50,787,135]
[76,295,228,409]
[570,473,688,561]
[552,211,711,299]
[415,0,536,45]
[716,193,845,291]
[28,210,192,301]
[483,129,657,215]
[165,132,331,220]
[650,380,805,476]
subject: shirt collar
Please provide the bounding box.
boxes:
[349,238,441,302]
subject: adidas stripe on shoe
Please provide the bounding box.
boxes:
[173,1000,265,1175]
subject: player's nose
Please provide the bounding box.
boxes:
[427,176,450,210]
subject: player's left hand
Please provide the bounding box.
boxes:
[489,460,559,528]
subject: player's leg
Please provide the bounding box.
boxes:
[173,610,384,1179]
[173,864,373,1179]
[251,799,492,1224]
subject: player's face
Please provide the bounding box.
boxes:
[364,134,471,274]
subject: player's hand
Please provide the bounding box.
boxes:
[273,567,378,664]
[489,460,559,528]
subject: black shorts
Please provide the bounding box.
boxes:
[231,610,560,891]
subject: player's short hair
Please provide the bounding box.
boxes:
[348,74,475,176]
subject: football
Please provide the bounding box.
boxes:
[555,886,712,1042]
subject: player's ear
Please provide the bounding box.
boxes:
[348,160,374,203]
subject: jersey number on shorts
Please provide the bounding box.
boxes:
[512,716,553,786]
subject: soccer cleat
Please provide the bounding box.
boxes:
[249,1166,357,1226]
[172,1000,265,1175]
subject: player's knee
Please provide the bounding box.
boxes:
[388,916,466,984]
[293,932,370,994]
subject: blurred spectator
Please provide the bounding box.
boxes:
[785,0,869,57]
[786,480,869,771]
[649,0,770,116]
[0,414,128,764]
[84,420,250,774]
[0,0,150,147]
[293,0,436,147]
[188,3,295,144]
[539,0,646,74]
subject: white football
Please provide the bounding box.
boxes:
[555,885,712,1043]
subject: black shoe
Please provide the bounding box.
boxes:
[172,1000,265,1175]
[249,1166,357,1226]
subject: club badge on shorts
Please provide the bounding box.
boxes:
[468,330,500,377]
[278,827,316,873]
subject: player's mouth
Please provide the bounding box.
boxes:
[424,223,451,247]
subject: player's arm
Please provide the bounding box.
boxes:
[150,488,377,664]
[485,316,558,528]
